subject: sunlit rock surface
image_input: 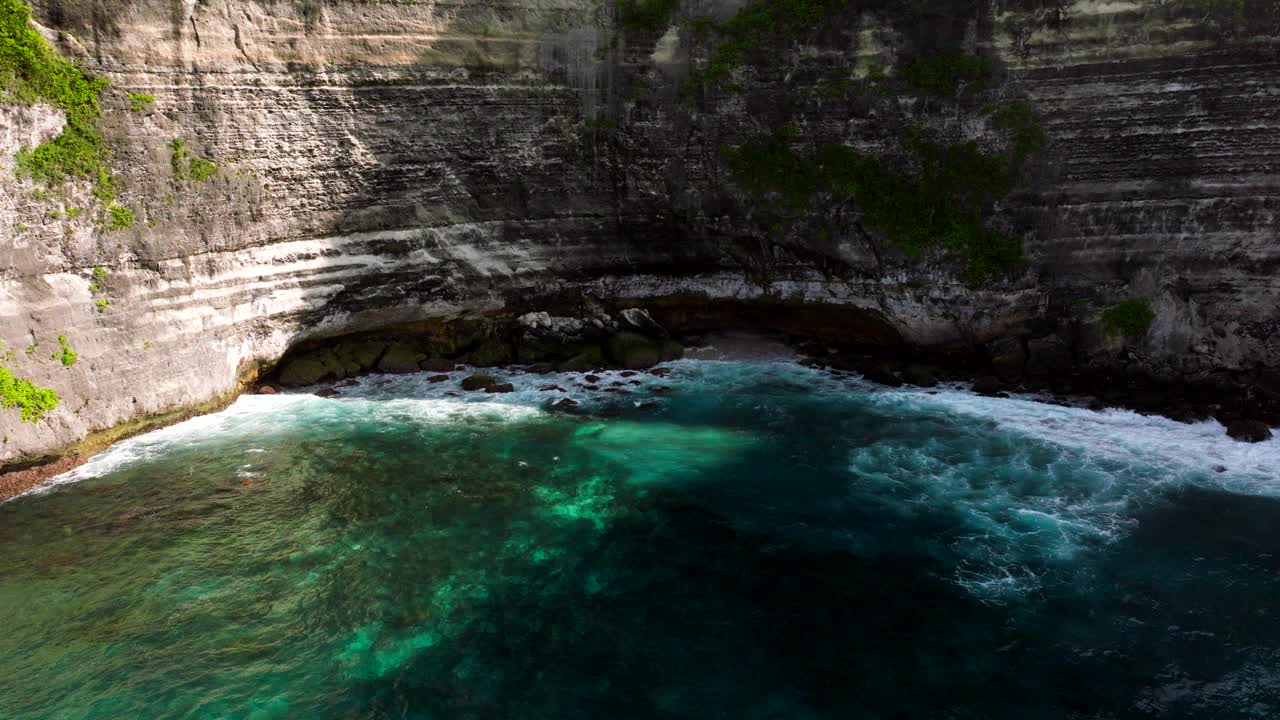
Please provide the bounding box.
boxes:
[2,0,1278,466]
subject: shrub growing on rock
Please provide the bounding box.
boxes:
[0,366,59,422]
[1101,300,1154,338]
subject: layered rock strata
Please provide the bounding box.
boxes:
[2,0,1279,484]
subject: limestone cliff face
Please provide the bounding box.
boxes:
[1,0,1278,468]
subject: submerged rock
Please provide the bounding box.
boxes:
[485,383,515,394]
[1225,419,1273,443]
[550,397,580,411]
[461,374,498,391]
[314,388,339,398]
[427,375,450,384]
[257,385,277,395]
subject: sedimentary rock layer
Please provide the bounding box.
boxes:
[2,0,1278,472]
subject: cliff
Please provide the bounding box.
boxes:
[2,0,1278,474]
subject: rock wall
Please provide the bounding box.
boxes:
[2,0,1279,471]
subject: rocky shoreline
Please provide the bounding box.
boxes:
[4,302,1275,504]
[257,300,1277,446]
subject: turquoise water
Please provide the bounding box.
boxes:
[2,360,1280,718]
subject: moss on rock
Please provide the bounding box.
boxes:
[560,345,605,372]
[277,354,337,386]
[464,339,514,367]
[1101,300,1154,339]
[335,342,387,373]
[607,332,662,370]
[461,374,498,391]
[377,344,426,374]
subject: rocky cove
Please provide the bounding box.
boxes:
[3,0,1280,486]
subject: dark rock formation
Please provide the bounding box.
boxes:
[461,374,498,392]
[860,366,904,388]
[903,365,939,388]
[1225,420,1274,444]
[378,345,426,374]
[972,376,1003,397]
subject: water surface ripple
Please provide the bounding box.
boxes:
[2,361,1278,718]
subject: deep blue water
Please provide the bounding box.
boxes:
[2,360,1279,718]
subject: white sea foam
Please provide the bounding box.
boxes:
[18,359,1280,607]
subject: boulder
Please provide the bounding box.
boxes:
[419,358,455,373]
[334,341,388,374]
[378,344,426,374]
[485,383,515,393]
[972,376,1002,396]
[257,385,277,395]
[607,332,661,369]
[277,352,339,386]
[618,308,669,338]
[464,339,514,367]
[550,398,580,411]
[461,374,498,391]
[559,346,604,372]
[1225,419,1273,443]
[427,375,450,383]
[516,312,600,362]
[314,387,339,398]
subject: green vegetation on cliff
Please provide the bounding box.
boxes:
[1102,300,1154,338]
[1,0,109,182]
[54,334,77,366]
[106,204,135,230]
[170,138,218,182]
[127,92,153,112]
[0,365,58,422]
[722,126,1023,279]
